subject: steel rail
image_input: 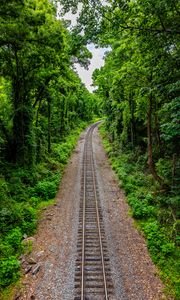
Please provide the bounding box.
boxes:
[80,130,87,299]
[81,125,93,299]
[80,124,108,299]
[90,134,108,300]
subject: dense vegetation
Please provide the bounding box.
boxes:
[0,0,179,298]
[90,0,179,298]
[0,0,97,294]
[59,0,179,298]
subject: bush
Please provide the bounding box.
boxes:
[142,221,175,261]
[0,257,20,287]
[156,158,172,184]
[0,240,13,258]
[53,139,75,164]
[29,196,41,207]
[128,196,155,219]
[33,180,57,200]
[0,202,37,236]
[4,228,23,253]
[47,171,61,185]
[0,177,10,201]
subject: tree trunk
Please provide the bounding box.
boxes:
[11,48,34,165]
[0,118,10,143]
[12,76,33,166]
[47,93,51,154]
[154,113,161,151]
[147,95,162,184]
[130,95,136,148]
[35,98,42,127]
[172,153,176,187]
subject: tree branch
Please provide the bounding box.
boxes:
[118,23,180,35]
[102,10,180,35]
[32,76,54,108]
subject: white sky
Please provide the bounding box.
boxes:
[57,3,106,92]
[74,45,106,92]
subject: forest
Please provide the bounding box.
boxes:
[0,0,179,299]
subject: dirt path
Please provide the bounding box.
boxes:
[18,126,165,300]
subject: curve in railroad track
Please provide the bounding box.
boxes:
[74,123,114,300]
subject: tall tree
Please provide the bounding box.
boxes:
[0,0,93,165]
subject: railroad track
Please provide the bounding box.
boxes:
[74,123,114,300]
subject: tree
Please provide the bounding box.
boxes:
[0,0,94,165]
[90,0,180,184]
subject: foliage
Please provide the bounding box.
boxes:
[32,180,58,200]
[100,124,180,299]
[0,118,90,291]
[87,1,180,295]
[0,257,20,287]
[0,0,95,166]
[142,221,175,260]
[4,228,23,254]
[0,201,37,236]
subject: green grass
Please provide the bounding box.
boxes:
[99,123,180,300]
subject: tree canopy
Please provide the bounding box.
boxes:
[0,0,95,166]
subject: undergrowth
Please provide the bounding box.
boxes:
[0,120,89,295]
[100,124,180,299]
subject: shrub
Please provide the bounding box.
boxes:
[47,171,61,185]
[0,257,20,287]
[143,221,175,261]
[128,196,155,219]
[0,202,37,236]
[20,205,37,234]
[33,180,57,200]
[0,240,13,258]
[0,177,10,201]
[29,196,41,207]
[156,158,172,184]
[117,167,127,182]
[0,205,12,234]
[4,228,23,253]
[35,163,51,180]
[53,139,75,164]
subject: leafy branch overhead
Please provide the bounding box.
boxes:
[59,0,180,45]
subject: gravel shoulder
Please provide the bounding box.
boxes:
[17,125,165,300]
